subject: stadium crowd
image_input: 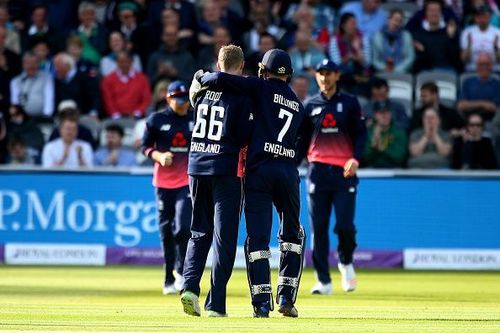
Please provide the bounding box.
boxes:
[0,0,499,170]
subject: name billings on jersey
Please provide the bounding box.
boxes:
[264,142,295,158]
[190,142,221,154]
[273,94,299,112]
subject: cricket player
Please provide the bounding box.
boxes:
[180,45,253,317]
[142,80,193,295]
[304,59,366,295]
[199,49,308,318]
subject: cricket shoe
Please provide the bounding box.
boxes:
[252,301,271,318]
[163,284,177,295]
[338,263,357,292]
[173,270,184,291]
[207,310,228,317]
[277,296,298,318]
[310,281,333,295]
[180,290,201,316]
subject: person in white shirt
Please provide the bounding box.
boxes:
[461,5,500,72]
[42,116,93,168]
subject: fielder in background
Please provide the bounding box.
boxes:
[180,45,253,317]
[303,59,366,295]
[142,80,193,295]
[200,49,308,318]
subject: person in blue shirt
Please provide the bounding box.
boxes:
[94,124,137,167]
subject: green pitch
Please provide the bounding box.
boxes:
[0,266,499,332]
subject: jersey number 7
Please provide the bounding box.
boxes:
[277,108,293,142]
[192,103,225,141]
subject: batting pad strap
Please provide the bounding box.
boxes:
[280,242,302,255]
[277,276,299,288]
[248,250,271,263]
[251,284,272,296]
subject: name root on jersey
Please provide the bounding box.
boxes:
[190,142,221,154]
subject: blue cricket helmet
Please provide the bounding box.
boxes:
[259,48,293,75]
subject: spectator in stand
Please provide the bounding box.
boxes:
[159,7,195,51]
[0,25,21,113]
[6,104,44,159]
[100,31,142,77]
[244,32,276,76]
[364,102,407,168]
[10,52,54,119]
[198,26,232,72]
[6,136,37,165]
[463,0,500,27]
[53,52,101,118]
[0,111,6,163]
[243,1,284,54]
[411,0,461,73]
[42,116,93,168]
[363,78,409,131]
[460,4,500,73]
[73,1,108,66]
[408,108,452,169]
[0,5,21,54]
[407,0,460,34]
[101,50,151,119]
[328,13,371,96]
[21,4,62,54]
[94,124,137,167]
[452,113,497,169]
[411,81,465,132]
[340,0,387,42]
[147,24,196,84]
[372,9,415,73]
[218,0,252,45]
[291,74,311,104]
[457,53,500,123]
[289,30,325,94]
[32,39,52,74]
[66,35,99,77]
[197,0,225,47]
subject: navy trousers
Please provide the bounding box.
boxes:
[156,186,192,285]
[244,160,303,305]
[183,175,242,314]
[307,162,358,284]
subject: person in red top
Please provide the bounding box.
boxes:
[142,80,193,295]
[101,50,151,118]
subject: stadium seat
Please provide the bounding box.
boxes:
[376,72,414,105]
[100,118,137,147]
[415,71,458,108]
[79,116,101,141]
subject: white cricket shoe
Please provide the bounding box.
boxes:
[173,270,184,291]
[163,284,178,295]
[310,281,333,295]
[338,263,357,292]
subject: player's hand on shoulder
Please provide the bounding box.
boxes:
[189,69,206,106]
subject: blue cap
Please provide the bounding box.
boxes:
[167,80,189,104]
[316,59,340,72]
[259,49,293,75]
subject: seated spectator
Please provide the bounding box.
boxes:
[463,0,500,28]
[411,0,461,73]
[457,53,500,123]
[21,4,62,54]
[244,32,276,76]
[372,9,415,73]
[340,0,387,41]
[100,31,142,77]
[148,80,169,113]
[0,25,21,113]
[0,111,5,162]
[218,0,252,45]
[49,100,97,150]
[407,0,460,34]
[408,107,452,168]
[147,24,196,85]
[94,124,137,167]
[197,0,225,47]
[452,113,497,169]
[363,78,409,131]
[328,13,371,96]
[198,26,232,72]
[289,30,325,94]
[0,5,21,54]
[42,116,93,168]
[53,52,101,117]
[73,1,108,65]
[291,75,311,104]
[460,4,500,72]
[159,7,195,52]
[411,81,465,132]
[32,39,52,74]
[66,35,98,77]
[116,2,150,67]
[7,104,44,158]
[6,136,37,165]
[243,1,285,54]
[10,52,54,119]
[101,50,151,118]
[364,103,407,168]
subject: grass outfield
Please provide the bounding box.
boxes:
[0,266,499,332]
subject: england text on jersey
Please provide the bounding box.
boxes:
[191,142,221,154]
[264,142,295,158]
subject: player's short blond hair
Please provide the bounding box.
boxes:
[218,44,244,72]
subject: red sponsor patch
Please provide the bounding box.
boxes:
[322,113,337,128]
[172,131,187,147]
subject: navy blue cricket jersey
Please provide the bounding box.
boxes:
[188,83,253,176]
[200,73,307,170]
[142,107,194,189]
